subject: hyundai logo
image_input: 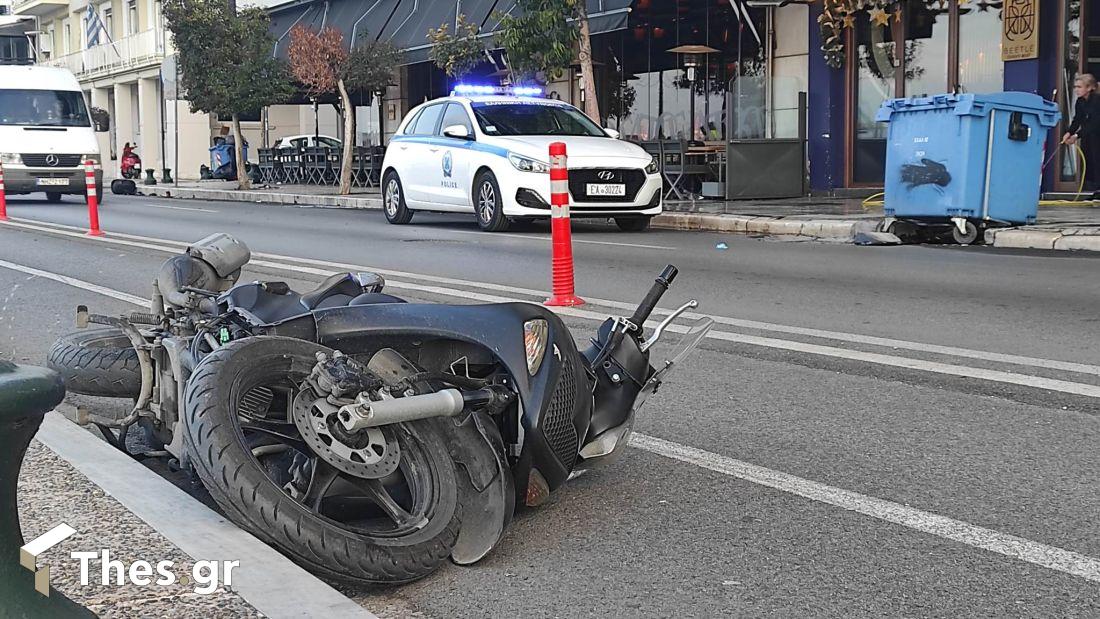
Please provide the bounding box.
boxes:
[45,154,59,167]
[597,170,616,181]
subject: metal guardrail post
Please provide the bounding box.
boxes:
[0,360,96,617]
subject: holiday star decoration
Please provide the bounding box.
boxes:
[818,0,898,68]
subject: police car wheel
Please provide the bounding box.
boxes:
[474,172,510,232]
[383,172,414,225]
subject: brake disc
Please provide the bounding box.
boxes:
[291,390,401,479]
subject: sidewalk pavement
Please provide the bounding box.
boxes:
[138,181,1100,252]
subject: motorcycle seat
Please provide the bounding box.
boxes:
[301,273,371,310]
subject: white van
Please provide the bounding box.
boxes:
[0,65,102,202]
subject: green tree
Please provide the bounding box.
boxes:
[162,0,292,189]
[496,0,600,122]
[288,26,400,195]
[428,14,485,79]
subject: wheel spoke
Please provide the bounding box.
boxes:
[302,458,339,511]
[239,418,308,453]
[347,476,426,530]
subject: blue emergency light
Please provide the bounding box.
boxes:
[452,84,543,97]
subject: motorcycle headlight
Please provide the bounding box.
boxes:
[0,153,21,165]
[645,155,659,175]
[523,319,549,375]
[509,153,550,174]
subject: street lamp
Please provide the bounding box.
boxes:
[668,44,718,141]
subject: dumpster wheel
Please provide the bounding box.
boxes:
[951,220,980,246]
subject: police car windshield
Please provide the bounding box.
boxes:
[471,102,606,137]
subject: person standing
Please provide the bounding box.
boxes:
[1062,73,1100,199]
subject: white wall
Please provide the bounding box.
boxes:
[772,3,809,139]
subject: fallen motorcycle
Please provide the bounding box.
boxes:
[48,233,712,584]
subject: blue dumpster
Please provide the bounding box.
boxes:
[876,92,1059,243]
[209,140,248,181]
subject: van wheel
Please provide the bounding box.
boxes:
[45,192,63,203]
[383,171,414,224]
[474,172,510,232]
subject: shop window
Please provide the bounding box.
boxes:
[957,1,1003,94]
[852,11,896,184]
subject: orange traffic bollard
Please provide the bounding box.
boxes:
[0,161,7,221]
[544,142,584,307]
[84,161,102,237]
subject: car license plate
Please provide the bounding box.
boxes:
[585,183,625,197]
[36,178,68,186]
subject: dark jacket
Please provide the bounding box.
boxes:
[1068,94,1100,182]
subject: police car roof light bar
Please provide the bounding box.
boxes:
[451,84,544,97]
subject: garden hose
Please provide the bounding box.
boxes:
[861,144,1090,210]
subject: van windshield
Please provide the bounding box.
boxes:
[0,89,91,127]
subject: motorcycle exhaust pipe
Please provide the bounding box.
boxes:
[337,389,466,431]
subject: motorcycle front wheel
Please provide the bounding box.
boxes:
[182,336,462,585]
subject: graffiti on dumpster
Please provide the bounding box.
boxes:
[900,159,952,190]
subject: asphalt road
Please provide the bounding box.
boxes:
[2,194,1099,617]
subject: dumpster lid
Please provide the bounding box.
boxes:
[876,92,1060,127]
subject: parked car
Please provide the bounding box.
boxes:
[0,65,102,203]
[380,85,662,232]
[272,134,342,150]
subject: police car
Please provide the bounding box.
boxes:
[380,85,662,232]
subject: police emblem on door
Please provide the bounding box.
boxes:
[442,151,453,178]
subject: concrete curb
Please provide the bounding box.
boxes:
[985,227,1100,251]
[140,185,383,210]
[37,409,376,619]
[139,186,1100,251]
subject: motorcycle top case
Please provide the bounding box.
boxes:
[875,92,1059,225]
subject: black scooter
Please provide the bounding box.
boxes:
[50,234,711,585]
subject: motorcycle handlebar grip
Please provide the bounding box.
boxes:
[630,264,678,328]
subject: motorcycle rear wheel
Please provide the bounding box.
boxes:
[47,328,142,398]
[182,336,462,585]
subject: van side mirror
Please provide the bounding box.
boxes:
[443,124,471,140]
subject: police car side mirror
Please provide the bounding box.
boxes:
[443,124,472,140]
[604,128,621,139]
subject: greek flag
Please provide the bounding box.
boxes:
[85,3,107,48]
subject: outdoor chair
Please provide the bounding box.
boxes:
[659,140,712,200]
[256,148,276,184]
[302,147,327,184]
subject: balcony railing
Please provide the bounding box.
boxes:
[42,28,164,79]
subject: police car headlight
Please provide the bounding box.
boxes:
[508,153,550,174]
[645,156,659,175]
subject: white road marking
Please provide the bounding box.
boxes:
[10,216,1096,378]
[630,433,1100,584]
[141,203,219,213]
[441,227,676,251]
[5,218,1100,397]
[4,255,1100,585]
[0,258,147,306]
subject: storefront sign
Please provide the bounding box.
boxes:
[1002,0,1039,61]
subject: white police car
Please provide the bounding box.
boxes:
[380,85,662,232]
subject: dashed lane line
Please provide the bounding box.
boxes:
[630,433,1100,585]
[7,215,1099,378]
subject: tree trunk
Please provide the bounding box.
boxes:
[337,78,355,196]
[576,4,600,124]
[231,113,250,190]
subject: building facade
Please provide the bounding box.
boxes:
[8,0,1074,192]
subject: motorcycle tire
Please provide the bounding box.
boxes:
[47,329,142,399]
[182,336,463,585]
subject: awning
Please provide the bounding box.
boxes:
[270,0,634,65]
